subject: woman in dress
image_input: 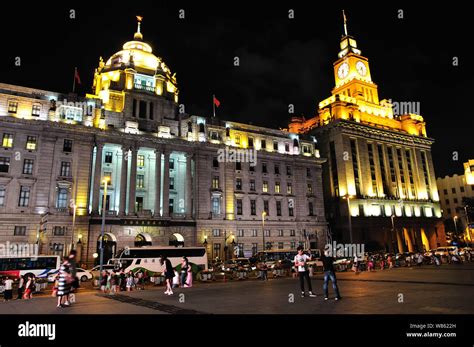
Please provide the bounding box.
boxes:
[180,257,189,288]
[56,257,72,308]
[160,255,174,295]
[185,260,193,288]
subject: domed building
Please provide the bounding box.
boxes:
[91,17,179,132]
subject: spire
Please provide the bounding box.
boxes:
[134,15,143,41]
[342,10,348,36]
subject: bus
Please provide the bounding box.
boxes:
[111,246,208,275]
[253,249,321,268]
[0,255,61,279]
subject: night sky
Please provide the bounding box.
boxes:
[0,3,471,177]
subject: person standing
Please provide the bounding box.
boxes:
[23,275,33,300]
[160,255,174,295]
[261,262,268,281]
[321,250,341,301]
[17,275,25,300]
[294,246,316,297]
[180,257,189,287]
[3,277,13,302]
[56,257,72,308]
[185,261,193,288]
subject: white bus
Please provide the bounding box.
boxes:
[0,255,61,279]
[111,246,208,275]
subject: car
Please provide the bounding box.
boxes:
[459,247,472,255]
[90,264,116,278]
[47,268,93,282]
[434,246,458,257]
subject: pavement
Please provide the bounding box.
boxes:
[1,263,473,314]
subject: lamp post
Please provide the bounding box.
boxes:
[453,215,459,234]
[261,211,267,251]
[99,177,109,284]
[343,194,353,243]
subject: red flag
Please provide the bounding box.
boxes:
[213,95,220,107]
[74,68,81,85]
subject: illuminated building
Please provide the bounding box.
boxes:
[288,16,446,252]
[0,18,327,264]
[437,160,474,242]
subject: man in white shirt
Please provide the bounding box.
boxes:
[294,246,316,297]
[3,277,13,301]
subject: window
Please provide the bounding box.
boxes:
[63,139,73,152]
[443,189,448,195]
[210,131,219,140]
[137,155,145,167]
[289,205,294,217]
[169,177,175,190]
[2,134,13,148]
[278,242,284,249]
[26,136,37,150]
[460,186,465,193]
[252,243,258,255]
[251,230,258,237]
[169,159,175,170]
[212,176,219,189]
[275,182,281,193]
[52,243,64,254]
[306,168,311,177]
[238,230,245,239]
[278,229,284,237]
[57,188,68,208]
[451,188,456,194]
[169,198,174,214]
[236,162,242,171]
[237,243,244,257]
[265,242,272,250]
[139,100,147,118]
[53,226,66,236]
[250,200,256,215]
[0,186,5,206]
[235,135,240,145]
[137,175,145,189]
[149,102,154,120]
[250,179,256,191]
[213,157,219,168]
[32,104,41,117]
[264,200,269,214]
[23,159,34,175]
[236,178,242,190]
[273,141,279,151]
[262,163,267,174]
[308,202,314,216]
[307,183,313,194]
[104,152,113,164]
[103,172,112,185]
[262,181,268,193]
[285,143,290,152]
[213,229,221,237]
[249,165,255,172]
[290,229,296,237]
[287,182,293,194]
[274,165,280,175]
[18,186,30,207]
[261,140,266,149]
[8,101,18,114]
[303,145,310,154]
[198,123,205,133]
[236,199,243,215]
[291,241,296,249]
[453,198,458,204]
[212,197,220,215]
[264,230,271,237]
[286,166,292,176]
[0,157,10,173]
[445,199,449,205]
[276,201,282,216]
[60,162,71,177]
[132,99,137,117]
[248,137,254,148]
[447,208,451,214]
[14,226,26,236]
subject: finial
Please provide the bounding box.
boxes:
[134,16,143,40]
[342,10,348,36]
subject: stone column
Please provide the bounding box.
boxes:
[154,148,162,217]
[185,153,193,219]
[91,143,104,214]
[128,146,138,216]
[119,146,129,216]
[162,150,170,217]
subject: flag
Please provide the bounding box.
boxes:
[136,15,143,22]
[74,68,81,85]
[213,95,221,107]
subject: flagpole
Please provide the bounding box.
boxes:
[212,94,216,118]
[72,67,77,93]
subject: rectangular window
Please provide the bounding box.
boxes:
[249,165,255,172]
[23,159,34,175]
[18,186,30,207]
[60,162,71,177]
[286,166,292,176]
[289,205,294,216]
[236,178,242,190]
[235,135,241,145]
[452,188,456,194]
[236,199,243,215]
[291,241,296,249]
[105,152,113,164]
[262,181,268,193]
[278,229,284,237]
[278,242,284,249]
[63,139,73,153]
[251,230,258,237]
[2,134,13,148]
[250,200,256,215]
[248,137,254,148]
[169,177,175,190]
[275,182,281,193]
[0,186,5,206]
[273,141,279,151]
[306,168,312,177]
[32,104,41,117]
[212,197,220,215]
[262,162,267,174]
[453,198,458,204]
[250,179,256,191]
[8,101,18,114]
[57,188,68,208]
[377,144,390,197]
[169,159,175,170]
[132,99,137,117]
[264,230,271,237]
[274,165,280,175]
[149,102,154,120]
[285,143,290,152]
[213,157,219,168]
[53,226,66,236]
[329,141,339,196]
[350,139,360,196]
[139,100,147,118]
[103,171,112,185]
[276,201,282,216]
[26,136,37,151]
[290,229,296,237]
[308,202,314,216]
[212,176,220,189]
[443,189,448,195]
[252,243,258,255]
[213,229,221,237]
[137,155,145,167]
[445,199,449,204]
[261,140,266,150]
[0,157,10,173]
[169,198,174,214]
[287,182,293,194]
[14,226,26,236]
[137,174,145,189]
[237,229,244,237]
[236,162,242,171]
[263,200,269,215]
[460,186,465,193]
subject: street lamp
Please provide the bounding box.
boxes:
[343,194,354,243]
[453,215,459,234]
[99,177,109,284]
[261,211,267,251]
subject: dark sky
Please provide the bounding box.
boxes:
[0,3,472,177]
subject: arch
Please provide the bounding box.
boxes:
[96,232,117,263]
[169,233,185,247]
[135,233,153,247]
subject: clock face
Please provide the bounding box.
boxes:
[356,61,367,76]
[337,62,349,79]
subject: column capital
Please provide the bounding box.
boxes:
[154,146,164,155]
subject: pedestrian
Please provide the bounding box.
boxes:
[172,270,180,288]
[380,257,385,270]
[261,262,268,281]
[3,277,13,301]
[17,275,25,300]
[106,272,112,293]
[126,272,134,291]
[185,261,193,288]
[100,270,108,293]
[352,255,360,274]
[56,257,72,308]
[387,255,393,269]
[180,257,189,287]
[321,250,342,301]
[23,275,33,300]
[367,257,374,272]
[160,255,175,295]
[416,253,423,266]
[294,246,316,297]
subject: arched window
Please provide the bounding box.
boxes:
[199,123,205,133]
[187,122,192,133]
